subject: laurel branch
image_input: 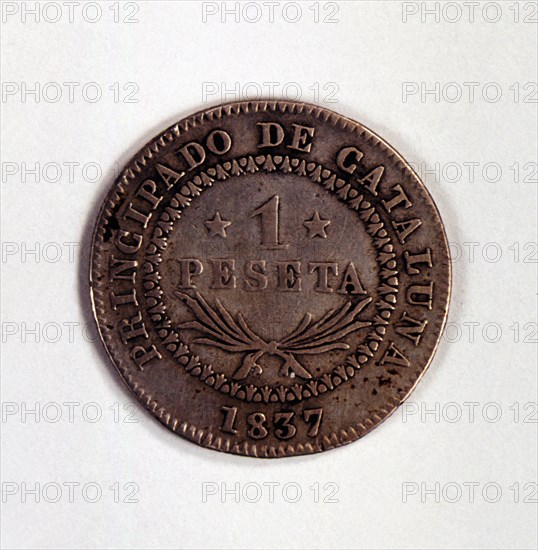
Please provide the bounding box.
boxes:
[173,291,372,381]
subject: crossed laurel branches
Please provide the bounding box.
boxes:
[173,290,372,380]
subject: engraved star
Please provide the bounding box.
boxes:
[303,211,330,239]
[204,212,231,238]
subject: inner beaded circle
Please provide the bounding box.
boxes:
[142,154,399,404]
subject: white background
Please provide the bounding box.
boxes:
[1,1,537,549]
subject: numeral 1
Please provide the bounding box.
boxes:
[220,406,238,434]
[252,195,288,249]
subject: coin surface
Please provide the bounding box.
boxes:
[90,100,451,457]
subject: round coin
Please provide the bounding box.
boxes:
[90,100,451,457]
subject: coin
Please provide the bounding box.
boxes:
[90,100,451,457]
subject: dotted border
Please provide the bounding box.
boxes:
[90,100,451,457]
[142,154,399,404]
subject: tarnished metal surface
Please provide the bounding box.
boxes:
[90,101,451,457]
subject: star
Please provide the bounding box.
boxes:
[303,211,330,238]
[204,212,231,238]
